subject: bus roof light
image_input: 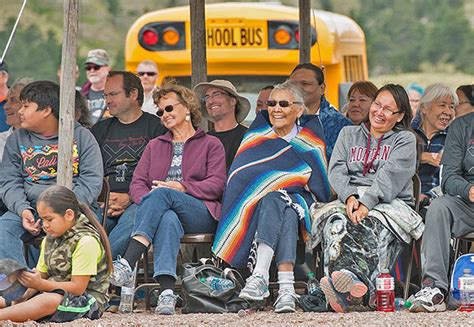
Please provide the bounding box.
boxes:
[163,27,180,46]
[142,29,159,46]
[274,26,292,45]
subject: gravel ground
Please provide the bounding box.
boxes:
[2,309,473,326]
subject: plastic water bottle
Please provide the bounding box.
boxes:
[459,268,474,312]
[394,297,407,311]
[119,286,135,313]
[307,272,319,295]
[200,276,234,291]
[376,269,395,312]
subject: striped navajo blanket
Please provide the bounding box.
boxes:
[212,111,331,268]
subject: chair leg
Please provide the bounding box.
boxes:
[453,238,460,259]
[404,241,414,300]
[143,252,152,311]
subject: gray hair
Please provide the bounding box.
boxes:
[272,79,307,112]
[9,77,34,94]
[419,83,459,112]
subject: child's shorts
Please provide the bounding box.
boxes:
[43,289,102,323]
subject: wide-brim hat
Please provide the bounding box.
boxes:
[0,258,28,302]
[194,79,250,123]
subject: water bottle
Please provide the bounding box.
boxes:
[118,286,135,313]
[307,272,319,295]
[200,276,234,290]
[459,268,474,312]
[394,297,407,311]
[376,269,395,312]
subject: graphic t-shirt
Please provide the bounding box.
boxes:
[87,89,108,125]
[165,141,184,182]
[91,112,166,193]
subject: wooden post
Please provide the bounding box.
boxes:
[190,0,209,131]
[57,0,79,189]
[299,0,311,64]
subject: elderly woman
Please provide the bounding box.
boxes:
[412,84,457,203]
[346,81,378,125]
[455,84,473,118]
[110,81,226,315]
[311,84,424,312]
[213,80,331,313]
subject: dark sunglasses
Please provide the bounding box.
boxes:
[266,100,303,108]
[156,103,180,117]
[85,65,102,71]
[137,71,157,77]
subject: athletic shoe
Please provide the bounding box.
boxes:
[239,273,270,301]
[331,269,368,298]
[320,276,351,313]
[274,289,300,313]
[155,291,179,315]
[408,286,446,313]
[110,256,135,287]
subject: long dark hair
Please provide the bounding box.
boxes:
[375,84,413,131]
[37,185,113,273]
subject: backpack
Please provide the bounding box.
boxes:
[449,253,474,307]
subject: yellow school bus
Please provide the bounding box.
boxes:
[125,2,368,116]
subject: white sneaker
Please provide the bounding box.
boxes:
[408,287,446,313]
[274,289,300,313]
[239,273,270,301]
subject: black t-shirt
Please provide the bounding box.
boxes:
[208,124,247,172]
[91,112,166,193]
[87,89,107,125]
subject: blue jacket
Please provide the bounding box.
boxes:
[319,97,352,161]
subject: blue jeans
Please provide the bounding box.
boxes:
[0,211,40,267]
[255,192,299,266]
[96,204,137,260]
[133,188,216,279]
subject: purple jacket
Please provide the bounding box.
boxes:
[129,128,227,220]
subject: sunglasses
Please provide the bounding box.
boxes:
[85,65,103,71]
[137,71,157,77]
[156,103,181,117]
[266,100,303,108]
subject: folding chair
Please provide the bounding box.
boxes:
[98,177,110,228]
[453,232,474,259]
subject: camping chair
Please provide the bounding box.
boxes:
[453,232,474,259]
[98,177,111,228]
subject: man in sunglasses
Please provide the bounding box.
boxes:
[81,49,112,126]
[290,63,352,161]
[136,60,159,115]
[194,80,251,172]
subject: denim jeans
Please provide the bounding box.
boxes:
[133,188,217,279]
[0,211,39,267]
[96,204,137,260]
[255,192,299,266]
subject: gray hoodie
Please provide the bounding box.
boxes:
[328,124,417,210]
[0,122,103,216]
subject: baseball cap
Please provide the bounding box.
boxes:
[0,61,8,73]
[0,258,29,302]
[84,49,110,66]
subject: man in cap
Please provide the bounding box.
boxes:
[289,63,351,161]
[136,60,159,115]
[0,61,10,132]
[194,80,250,172]
[81,49,112,125]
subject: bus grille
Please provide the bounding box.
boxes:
[343,55,364,81]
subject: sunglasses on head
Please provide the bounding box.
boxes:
[137,71,157,77]
[85,65,102,71]
[266,100,303,108]
[156,103,181,117]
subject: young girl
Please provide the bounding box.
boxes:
[0,185,112,323]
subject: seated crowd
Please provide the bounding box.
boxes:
[0,56,473,322]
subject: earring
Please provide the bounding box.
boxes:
[297,117,301,126]
[185,113,191,122]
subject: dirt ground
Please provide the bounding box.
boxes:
[2,309,473,326]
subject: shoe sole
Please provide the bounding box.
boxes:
[155,308,175,315]
[239,289,270,301]
[275,305,296,313]
[409,302,446,313]
[331,271,368,298]
[320,277,347,313]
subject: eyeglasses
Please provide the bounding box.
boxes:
[266,100,303,108]
[85,65,103,71]
[371,101,402,115]
[202,91,230,103]
[458,101,471,106]
[102,91,125,99]
[137,71,157,77]
[156,103,181,117]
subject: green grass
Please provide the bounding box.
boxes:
[370,72,473,89]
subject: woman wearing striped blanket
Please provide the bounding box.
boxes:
[212,80,331,313]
